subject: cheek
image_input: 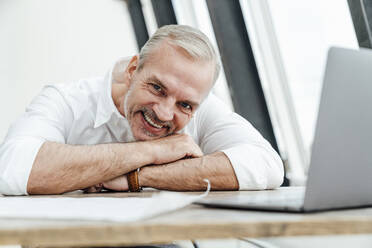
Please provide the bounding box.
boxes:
[125,91,146,114]
[174,113,192,130]
[131,89,157,106]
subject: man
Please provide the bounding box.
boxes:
[0,25,283,195]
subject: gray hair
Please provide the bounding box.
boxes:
[137,24,220,83]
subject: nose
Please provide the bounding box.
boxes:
[153,98,175,122]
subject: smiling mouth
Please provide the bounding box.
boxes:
[141,111,165,129]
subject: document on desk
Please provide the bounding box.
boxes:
[0,182,210,222]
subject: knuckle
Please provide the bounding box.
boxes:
[185,135,193,143]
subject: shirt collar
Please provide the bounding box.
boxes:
[94,57,131,128]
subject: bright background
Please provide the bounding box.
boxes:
[0,0,359,183]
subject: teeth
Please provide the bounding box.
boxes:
[143,112,163,129]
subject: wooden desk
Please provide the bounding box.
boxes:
[1,187,372,247]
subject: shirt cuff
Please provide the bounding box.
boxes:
[0,137,45,195]
[221,144,284,190]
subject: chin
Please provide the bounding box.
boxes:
[132,130,157,141]
[135,130,170,141]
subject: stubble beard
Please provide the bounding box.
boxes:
[123,85,164,142]
[123,88,174,141]
[123,86,136,142]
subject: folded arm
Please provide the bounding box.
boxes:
[140,151,238,191]
[27,141,154,194]
[95,151,238,192]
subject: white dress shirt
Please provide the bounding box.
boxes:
[0,59,284,195]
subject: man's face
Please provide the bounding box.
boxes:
[121,42,215,141]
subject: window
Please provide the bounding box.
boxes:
[241,0,358,184]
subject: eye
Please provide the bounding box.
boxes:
[149,83,165,96]
[152,84,161,92]
[179,102,192,111]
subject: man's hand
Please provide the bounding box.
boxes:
[102,175,129,191]
[84,175,129,193]
[83,183,103,193]
[151,134,203,164]
[83,134,202,193]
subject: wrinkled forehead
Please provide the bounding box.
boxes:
[141,42,214,92]
[138,47,215,103]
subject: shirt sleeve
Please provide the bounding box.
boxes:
[196,94,284,190]
[0,86,72,195]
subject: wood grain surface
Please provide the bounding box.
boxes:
[1,187,372,247]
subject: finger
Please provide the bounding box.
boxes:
[193,148,204,158]
[83,184,103,193]
[83,186,98,193]
[186,151,203,159]
[102,175,129,191]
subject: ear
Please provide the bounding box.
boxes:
[124,55,139,85]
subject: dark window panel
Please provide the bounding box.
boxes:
[151,0,177,27]
[348,0,372,48]
[206,0,279,153]
[126,0,149,49]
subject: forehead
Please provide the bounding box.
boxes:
[139,42,215,102]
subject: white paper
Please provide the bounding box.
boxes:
[0,180,210,222]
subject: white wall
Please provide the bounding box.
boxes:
[0,0,138,140]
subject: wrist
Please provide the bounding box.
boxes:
[127,168,141,192]
[140,140,160,165]
[138,166,150,188]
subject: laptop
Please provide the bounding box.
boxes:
[196,47,372,212]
